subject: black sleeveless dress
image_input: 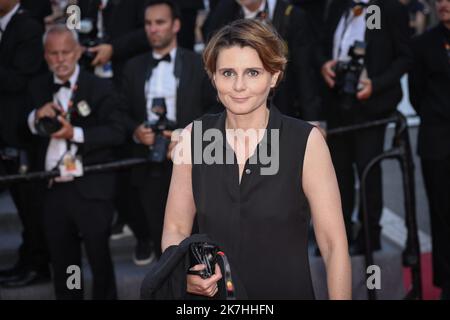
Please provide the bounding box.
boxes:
[191,106,315,299]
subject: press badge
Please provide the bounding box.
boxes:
[59,152,84,178]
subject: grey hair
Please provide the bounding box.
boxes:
[43,24,79,46]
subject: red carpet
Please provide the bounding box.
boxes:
[403,252,441,300]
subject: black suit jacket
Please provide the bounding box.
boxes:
[177,0,204,9]
[121,47,217,186]
[319,0,413,121]
[27,69,126,200]
[409,24,450,159]
[202,0,321,121]
[292,0,327,34]
[0,7,44,148]
[20,0,52,26]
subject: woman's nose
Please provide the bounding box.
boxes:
[232,75,246,91]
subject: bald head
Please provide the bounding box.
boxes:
[43,24,79,47]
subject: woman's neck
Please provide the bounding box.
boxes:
[225,104,269,131]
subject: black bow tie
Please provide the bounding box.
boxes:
[52,81,71,93]
[151,54,171,68]
[255,9,268,20]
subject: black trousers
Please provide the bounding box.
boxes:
[141,169,171,257]
[421,156,450,289]
[0,158,49,272]
[113,170,134,226]
[327,112,386,246]
[128,167,172,257]
[43,182,116,300]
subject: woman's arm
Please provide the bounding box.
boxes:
[302,128,352,300]
[161,124,223,297]
[161,125,196,252]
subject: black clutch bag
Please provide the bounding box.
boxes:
[187,242,219,279]
[186,241,237,300]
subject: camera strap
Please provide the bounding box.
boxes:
[336,2,368,59]
[217,251,236,300]
[438,24,450,64]
[337,10,357,59]
[187,248,237,300]
[51,82,82,175]
[446,42,450,64]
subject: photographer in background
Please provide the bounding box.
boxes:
[0,0,50,288]
[83,0,205,86]
[120,0,216,264]
[77,0,149,85]
[26,24,125,299]
[399,0,430,36]
[318,0,412,255]
[408,0,450,300]
[76,0,150,244]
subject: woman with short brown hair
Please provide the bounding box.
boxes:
[162,19,351,299]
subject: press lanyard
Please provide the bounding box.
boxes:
[337,10,357,59]
[217,251,236,300]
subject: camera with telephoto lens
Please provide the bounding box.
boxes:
[334,40,367,111]
[35,108,62,137]
[144,98,177,163]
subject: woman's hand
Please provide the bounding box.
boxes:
[187,264,222,297]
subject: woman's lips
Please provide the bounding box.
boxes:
[231,96,250,103]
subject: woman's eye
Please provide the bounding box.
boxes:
[223,70,234,77]
[247,70,259,77]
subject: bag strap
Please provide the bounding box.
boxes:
[217,251,236,300]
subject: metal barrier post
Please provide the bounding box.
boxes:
[329,111,422,300]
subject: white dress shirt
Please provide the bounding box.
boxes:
[241,0,275,21]
[145,48,178,123]
[97,0,109,39]
[333,0,369,61]
[0,3,20,42]
[28,65,85,171]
